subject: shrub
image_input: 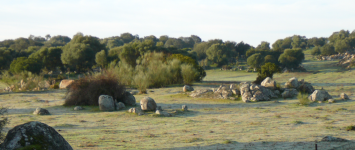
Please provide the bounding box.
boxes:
[50,83,59,89]
[346,125,355,131]
[168,54,206,81]
[133,70,149,94]
[181,64,198,85]
[291,120,303,124]
[297,93,310,105]
[63,71,125,106]
[9,57,42,74]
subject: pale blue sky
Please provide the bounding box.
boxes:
[0,0,354,46]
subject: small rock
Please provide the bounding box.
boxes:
[156,106,162,111]
[33,107,50,115]
[155,109,162,114]
[140,97,157,111]
[182,105,188,111]
[116,102,126,110]
[340,93,349,100]
[128,107,144,115]
[328,99,335,103]
[73,106,84,111]
[183,85,194,92]
[155,110,171,117]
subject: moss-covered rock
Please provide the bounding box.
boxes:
[0,121,72,150]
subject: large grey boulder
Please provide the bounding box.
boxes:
[33,107,50,115]
[121,91,136,106]
[285,77,299,88]
[155,110,172,117]
[0,121,73,150]
[183,85,194,92]
[140,97,157,111]
[308,90,332,102]
[340,93,349,100]
[98,95,115,111]
[240,83,252,102]
[261,77,277,90]
[190,89,213,98]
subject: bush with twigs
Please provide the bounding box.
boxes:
[63,71,125,106]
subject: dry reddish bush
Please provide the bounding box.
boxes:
[64,71,125,106]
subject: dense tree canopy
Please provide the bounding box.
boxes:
[61,33,106,72]
[247,53,264,69]
[278,48,304,69]
[29,47,63,71]
[9,57,42,74]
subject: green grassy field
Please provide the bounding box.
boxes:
[0,50,354,149]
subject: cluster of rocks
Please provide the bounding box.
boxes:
[2,79,52,92]
[338,53,355,68]
[189,83,240,100]
[97,91,136,111]
[318,52,354,61]
[1,78,76,93]
[240,80,278,102]
[187,76,353,103]
[127,97,188,117]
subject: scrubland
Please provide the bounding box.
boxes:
[0,50,354,150]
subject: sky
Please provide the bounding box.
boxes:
[0,0,354,46]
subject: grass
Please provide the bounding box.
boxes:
[291,120,303,124]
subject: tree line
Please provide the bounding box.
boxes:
[0,29,354,78]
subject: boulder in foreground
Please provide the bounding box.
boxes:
[0,121,73,150]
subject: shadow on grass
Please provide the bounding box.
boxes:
[0,89,67,96]
[165,140,355,150]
